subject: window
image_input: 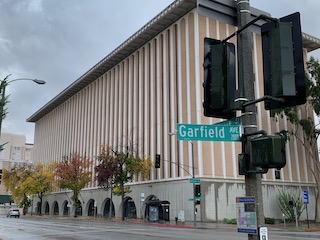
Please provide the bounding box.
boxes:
[11,146,22,161]
[25,148,32,161]
[275,170,281,179]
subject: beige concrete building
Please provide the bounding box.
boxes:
[0,133,33,204]
[28,0,320,221]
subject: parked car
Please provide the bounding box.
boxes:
[7,209,20,218]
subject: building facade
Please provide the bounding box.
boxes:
[28,0,320,221]
[0,133,33,204]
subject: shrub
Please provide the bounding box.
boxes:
[276,189,305,222]
[223,218,237,224]
[265,217,275,224]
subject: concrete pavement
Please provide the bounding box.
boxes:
[20,214,320,235]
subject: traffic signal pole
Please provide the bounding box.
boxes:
[236,1,264,239]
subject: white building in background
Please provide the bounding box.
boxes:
[27,0,320,221]
[0,133,33,204]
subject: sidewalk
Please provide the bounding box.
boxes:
[111,218,320,233]
[21,214,320,233]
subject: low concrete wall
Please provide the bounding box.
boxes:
[30,179,316,222]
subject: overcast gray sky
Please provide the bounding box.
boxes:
[0,0,319,143]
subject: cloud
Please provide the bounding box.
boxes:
[0,0,319,143]
[0,0,174,143]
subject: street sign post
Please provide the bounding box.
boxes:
[303,190,310,228]
[177,123,241,141]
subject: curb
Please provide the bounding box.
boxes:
[100,219,195,229]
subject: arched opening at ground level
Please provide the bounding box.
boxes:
[103,198,115,218]
[36,202,41,215]
[44,201,50,215]
[75,200,82,217]
[144,195,158,219]
[52,201,59,215]
[62,200,69,216]
[87,199,95,216]
[123,197,136,219]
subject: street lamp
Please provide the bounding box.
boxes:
[0,75,46,139]
[168,131,196,227]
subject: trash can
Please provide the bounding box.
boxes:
[163,205,170,222]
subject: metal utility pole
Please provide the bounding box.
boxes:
[236,1,264,239]
[190,140,196,227]
[169,132,196,227]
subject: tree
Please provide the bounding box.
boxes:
[273,56,320,221]
[95,146,117,189]
[0,75,10,152]
[22,162,56,215]
[55,154,92,217]
[95,144,152,220]
[2,162,56,215]
[2,163,34,211]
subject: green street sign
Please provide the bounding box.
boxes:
[177,123,241,142]
[188,197,202,201]
[189,178,201,184]
[213,117,241,126]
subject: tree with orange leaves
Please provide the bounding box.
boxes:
[95,144,152,220]
[55,154,92,217]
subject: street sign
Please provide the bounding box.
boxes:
[177,123,241,142]
[213,117,241,126]
[303,190,309,204]
[188,197,202,201]
[189,178,201,184]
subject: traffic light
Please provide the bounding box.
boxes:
[250,135,286,170]
[262,12,306,110]
[194,184,201,198]
[155,154,160,168]
[203,38,236,119]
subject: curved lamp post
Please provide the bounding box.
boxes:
[0,74,46,139]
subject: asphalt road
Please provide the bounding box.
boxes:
[0,216,319,240]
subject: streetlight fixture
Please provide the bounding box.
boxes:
[168,131,196,227]
[0,74,46,139]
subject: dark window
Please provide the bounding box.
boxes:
[275,170,281,179]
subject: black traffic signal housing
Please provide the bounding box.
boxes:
[262,12,306,110]
[194,184,201,198]
[155,154,160,168]
[203,38,236,119]
[250,135,286,170]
